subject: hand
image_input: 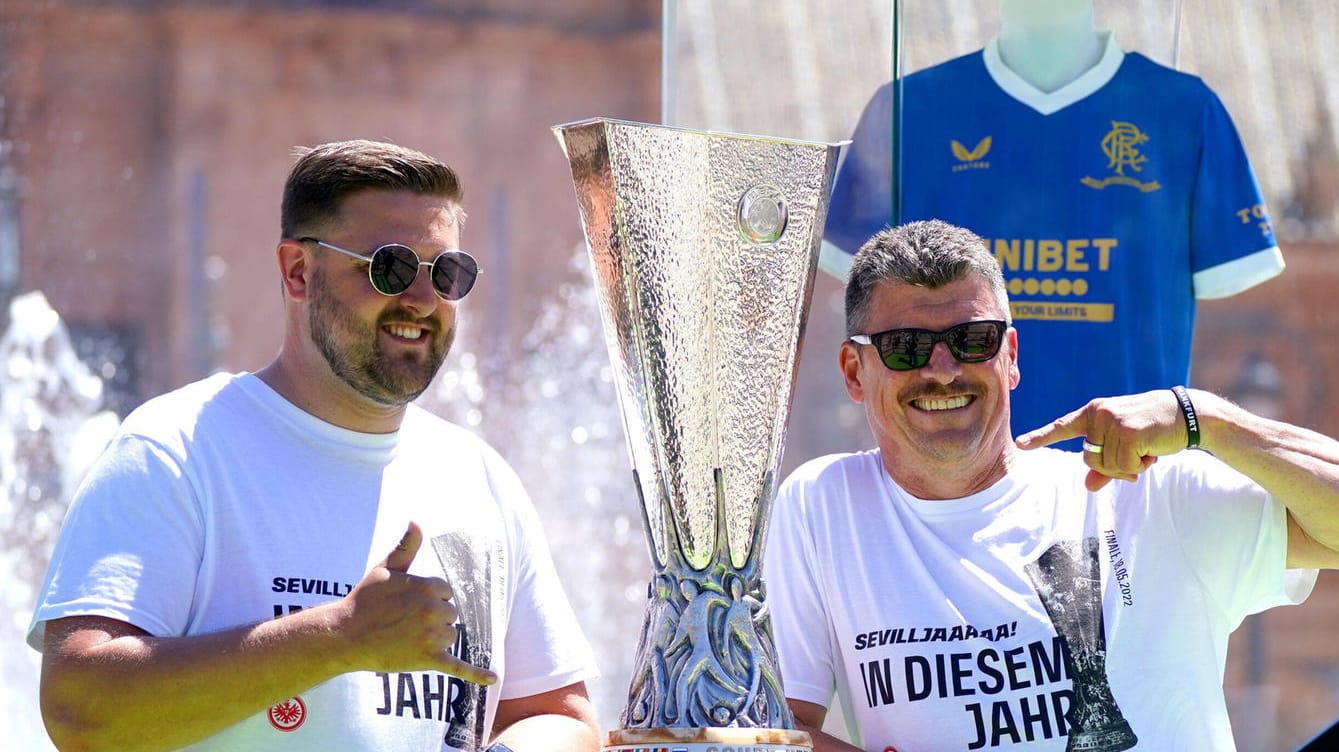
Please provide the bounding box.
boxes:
[1016,389,1190,492]
[336,521,497,685]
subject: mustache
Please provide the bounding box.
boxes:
[378,313,439,335]
[905,382,976,401]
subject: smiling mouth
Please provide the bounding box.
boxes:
[384,323,425,341]
[911,395,972,412]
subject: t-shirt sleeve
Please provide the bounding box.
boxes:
[487,453,599,700]
[27,434,205,649]
[1163,451,1315,627]
[764,473,838,708]
[1189,88,1284,300]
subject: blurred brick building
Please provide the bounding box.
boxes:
[0,0,660,411]
[1194,246,1339,749]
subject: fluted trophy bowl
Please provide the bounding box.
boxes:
[553,118,840,752]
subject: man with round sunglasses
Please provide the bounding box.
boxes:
[764,219,1339,751]
[29,139,600,752]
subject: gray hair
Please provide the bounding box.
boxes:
[845,219,1011,335]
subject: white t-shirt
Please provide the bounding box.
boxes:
[764,447,1315,751]
[29,372,597,751]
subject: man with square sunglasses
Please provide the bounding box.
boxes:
[765,219,1339,751]
[28,139,600,752]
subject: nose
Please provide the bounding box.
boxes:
[918,341,962,384]
[396,262,443,316]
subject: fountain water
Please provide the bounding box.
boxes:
[1,291,120,752]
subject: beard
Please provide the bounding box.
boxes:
[307,267,454,406]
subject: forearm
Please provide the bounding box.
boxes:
[796,724,864,752]
[41,605,353,752]
[489,684,601,752]
[490,712,601,752]
[1196,390,1339,565]
[42,522,494,752]
[789,699,863,752]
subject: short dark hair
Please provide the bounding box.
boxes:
[279,139,466,240]
[845,219,1010,335]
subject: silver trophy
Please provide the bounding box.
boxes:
[553,118,839,752]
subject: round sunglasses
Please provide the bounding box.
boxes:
[850,320,1007,371]
[300,237,481,301]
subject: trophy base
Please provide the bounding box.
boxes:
[605,727,812,752]
[1070,720,1138,751]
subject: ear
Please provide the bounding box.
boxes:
[1006,326,1021,389]
[840,340,866,403]
[276,239,311,302]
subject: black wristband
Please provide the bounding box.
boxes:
[1170,385,1200,449]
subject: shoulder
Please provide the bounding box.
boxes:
[1143,447,1253,489]
[1117,52,1219,105]
[784,450,878,482]
[905,48,986,86]
[401,403,482,440]
[120,372,241,423]
[400,405,532,502]
[400,405,506,463]
[777,450,885,508]
[113,372,248,449]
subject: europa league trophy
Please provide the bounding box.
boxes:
[553,118,839,752]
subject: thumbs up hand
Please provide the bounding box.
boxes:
[337,521,497,686]
[380,520,427,574]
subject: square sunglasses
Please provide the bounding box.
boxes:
[850,320,1007,371]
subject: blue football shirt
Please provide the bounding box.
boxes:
[825,34,1283,436]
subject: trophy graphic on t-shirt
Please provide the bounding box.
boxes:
[1025,538,1137,751]
[432,530,496,750]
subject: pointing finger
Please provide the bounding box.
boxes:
[1016,405,1087,450]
